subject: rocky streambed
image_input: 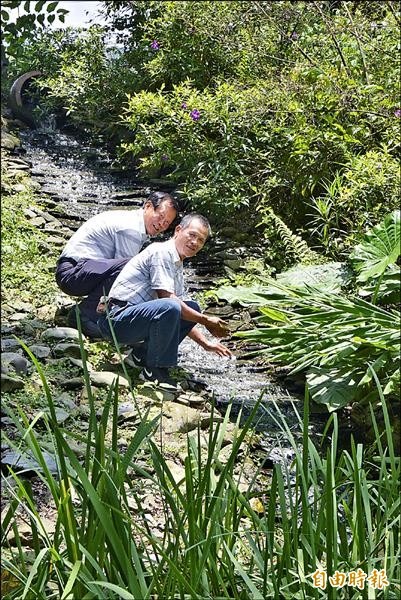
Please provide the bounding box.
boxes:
[2,115,330,545]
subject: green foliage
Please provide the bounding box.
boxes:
[349,210,400,283]
[4,26,142,132]
[1,172,58,306]
[1,0,68,59]
[220,280,400,410]
[4,0,400,256]
[2,355,400,598]
[215,212,400,411]
[120,79,273,216]
[115,0,400,244]
[308,152,400,255]
[257,207,321,267]
[357,265,401,306]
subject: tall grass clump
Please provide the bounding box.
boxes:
[1,329,400,598]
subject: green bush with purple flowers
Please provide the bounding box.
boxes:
[2,0,400,257]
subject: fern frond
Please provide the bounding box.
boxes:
[263,208,320,264]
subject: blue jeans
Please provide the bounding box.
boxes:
[97,298,200,368]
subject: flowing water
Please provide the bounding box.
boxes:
[19,125,326,464]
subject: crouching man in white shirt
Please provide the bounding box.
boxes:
[55,192,179,337]
[97,213,232,386]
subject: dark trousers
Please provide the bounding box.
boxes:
[56,257,130,328]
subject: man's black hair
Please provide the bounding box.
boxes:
[146,191,180,214]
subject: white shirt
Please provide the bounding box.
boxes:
[109,238,184,304]
[60,209,148,261]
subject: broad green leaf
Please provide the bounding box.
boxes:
[215,284,272,305]
[258,306,288,322]
[277,261,351,292]
[307,367,361,410]
[350,210,400,282]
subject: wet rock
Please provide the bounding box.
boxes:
[11,300,33,313]
[37,240,52,254]
[165,460,186,485]
[29,216,46,228]
[180,378,208,393]
[9,312,29,322]
[54,392,77,411]
[53,342,83,359]
[140,382,177,402]
[1,132,20,150]
[59,377,85,390]
[100,402,140,423]
[43,221,68,233]
[42,327,84,342]
[79,387,97,404]
[24,207,37,219]
[13,183,29,192]
[45,235,67,246]
[68,357,93,370]
[1,325,17,336]
[204,303,237,317]
[217,443,239,466]
[177,391,206,407]
[36,305,56,321]
[1,374,25,392]
[111,189,148,200]
[89,371,130,388]
[1,352,31,375]
[6,517,56,548]
[8,156,31,167]
[67,440,86,459]
[29,206,58,223]
[27,344,51,359]
[161,402,207,434]
[23,318,48,331]
[34,407,70,426]
[1,449,58,475]
[7,162,30,172]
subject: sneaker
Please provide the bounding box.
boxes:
[124,349,146,368]
[67,307,102,340]
[140,366,177,388]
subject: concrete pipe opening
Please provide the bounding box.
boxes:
[9,71,43,128]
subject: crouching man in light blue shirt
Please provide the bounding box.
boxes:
[97,213,232,386]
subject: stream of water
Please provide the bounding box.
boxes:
[19,125,326,463]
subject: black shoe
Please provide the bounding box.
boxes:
[124,348,146,368]
[67,307,102,340]
[140,366,177,388]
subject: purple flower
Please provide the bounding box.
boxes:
[190,109,200,121]
[290,31,299,40]
[181,102,187,109]
[161,154,169,161]
[394,109,401,118]
[150,40,160,50]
